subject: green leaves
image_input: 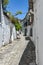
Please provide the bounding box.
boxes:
[2,0,9,10]
[9,15,22,31]
[14,21,22,31]
[8,11,22,31]
[3,0,9,6]
[15,11,22,16]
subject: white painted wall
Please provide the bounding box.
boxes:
[1,4,11,45]
[4,16,10,44]
[0,4,17,46]
[11,24,17,41]
[33,0,43,65]
[27,26,31,36]
[12,26,17,40]
[2,15,17,45]
[0,24,3,47]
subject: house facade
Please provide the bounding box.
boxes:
[21,0,34,37]
[21,12,32,36]
[32,0,43,65]
[21,0,43,65]
[0,1,17,47]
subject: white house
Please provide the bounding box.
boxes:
[0,2,17,47]
[33,0,43,65]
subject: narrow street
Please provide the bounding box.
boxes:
[0,33,29,65]
[0,0,43,65]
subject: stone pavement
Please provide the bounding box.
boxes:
[0,34,29,65]
[19,40,36,65]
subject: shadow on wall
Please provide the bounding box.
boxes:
[19,40,36,65]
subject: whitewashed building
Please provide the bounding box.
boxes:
[32,0,43,65]
[0,2,17,47]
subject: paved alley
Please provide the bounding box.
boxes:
[0,34,28,65]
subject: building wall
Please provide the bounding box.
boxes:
[27,25,31,36]
[2,15,17,45]
[33,0,43,65]
[0,4,17,46]
[0,0,1,22]
[3,15,10,44]
[0,24,3,47]
[10,23,17,41]
[1,3,11,45]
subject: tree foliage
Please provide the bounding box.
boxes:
[9,15,22,31]
[2,0,9,6]
[7,11,22,31]
[14,19,22,31]
[15,11,22,16]
[2,0,9,10]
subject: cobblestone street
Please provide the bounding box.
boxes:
[0,34,29,65]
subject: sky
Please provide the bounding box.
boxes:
[6,0,29,20]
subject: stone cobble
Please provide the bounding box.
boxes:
[19,40,36,65]
[0,34,28,65]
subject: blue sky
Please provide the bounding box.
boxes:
[6,0,29,19]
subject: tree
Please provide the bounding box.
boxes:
[9,15,22,30]
[9,15,22,42]
[2,0,9,11]
[14,11,22,16]
[8,11,22,31]
[2,0,22,42]
[4,11,22,42]
[14,19,22,31]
